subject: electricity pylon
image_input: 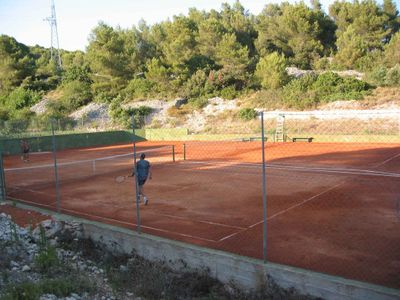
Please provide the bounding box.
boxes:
[44,0,62,70]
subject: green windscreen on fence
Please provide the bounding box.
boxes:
[0,128,191,155]
[1,131,146,155]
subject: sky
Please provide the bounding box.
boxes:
[0,0,399,52]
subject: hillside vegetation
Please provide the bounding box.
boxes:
[0,0,399,129]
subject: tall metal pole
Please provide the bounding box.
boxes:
[132,117,141,233]
[0,152,6,202]
[261,112,267,262]
[51,120,61,213]
[44,0,62,70]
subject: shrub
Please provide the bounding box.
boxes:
[125,78,153,99]
[282,72,371,109]
[385,65,400,86]
[93,92,113,103]
[35,245,59,273]
[255,52,289,89]
[3,277,93,299]
[0,107,10,121]
[184,70,214,99]
[91,79,123,100]
[365,65,400,87]
[219,86,237,100]
[62,65,93,84]
[238,108,258,121]
[282,74,318,108]
[365,66,387,86]
[355,50,384,72]
[2,87,41,114]
[338,77,370,94]
[244,89,285,109]
[313,72,370,100]
[312,57,331,70]
[385,32,400,67]
[60,80,92,112]
[35,225,59,273]
[12,107,35,120]
[188,97,208,109]
[109,96,153,128]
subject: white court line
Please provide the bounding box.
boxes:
[8,188,235,242]
[10,186,56,197]
[10,186,246,231]
[218,218,264,242]
[8,194,219,243]
[31,152,52,155]
[374,152,400,168]
[218,182,345,242]
[21,190,246,231]
[60,207,219,243]
[181,160,400,178]
[266,182,345,220]
[7,157,398,244]
[146,211,246,230]
[7,196,57,209]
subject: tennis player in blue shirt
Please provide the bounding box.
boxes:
[131,153,152,205]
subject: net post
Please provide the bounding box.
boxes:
[51,119,61,213]
[183,143,186,160]
[261,111,267,263]
[132,116,141,233]
[172,145,175,162]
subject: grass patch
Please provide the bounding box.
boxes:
[166,105,193,118]
[242,89,286,110]
[357,86,400,108]
[2,276,94,300]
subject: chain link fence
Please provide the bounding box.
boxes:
[0,115,113,139]
[262,110,400,288]
[0,152,5,202]
[1,111,399,289]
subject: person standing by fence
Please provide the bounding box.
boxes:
[20,139,30,162]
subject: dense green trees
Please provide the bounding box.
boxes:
[256,2,336,68]
[255,52,289,89]
[330,0,397,69]
[0,35,35,92]
[0,0,399,123]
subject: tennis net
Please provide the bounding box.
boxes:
[4,145,174,187]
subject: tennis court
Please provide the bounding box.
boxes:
[3,140,400,288]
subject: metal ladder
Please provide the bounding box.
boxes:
[275,114,285,142]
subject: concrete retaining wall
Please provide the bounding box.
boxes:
[9,202,400,300]
[82,221,400,300]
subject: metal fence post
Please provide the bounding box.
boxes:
[261,111,268,262]
[183,143,186,160]
[132,117,141,233]
[0,152,6,202]
[172,145,175,162]
[51,120,61,213]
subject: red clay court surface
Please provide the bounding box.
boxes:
[3,141,400,289]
